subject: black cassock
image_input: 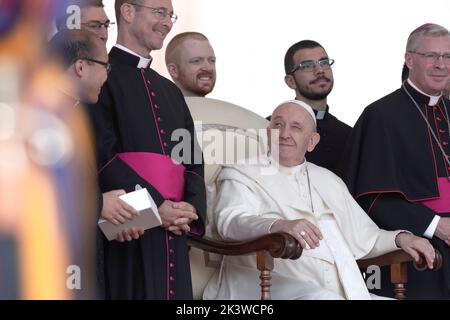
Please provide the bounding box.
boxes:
[340,80,450,299]
[88,47,206,300]
[305,107,351,177]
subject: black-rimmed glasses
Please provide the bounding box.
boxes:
[78,57,112,73]
[289,58,335,74]
[81,21,115,30]
[128,2,178,23]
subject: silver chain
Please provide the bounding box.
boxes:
[305,164,315,213]
[402,83,450,181]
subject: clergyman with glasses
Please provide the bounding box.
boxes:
[341,23,450,299]
[86,0,206,299]
[279,40,352,176]
[49,29,109,106]
[47,28,110,299]
[55,0,148,300]
[55,0,113,43]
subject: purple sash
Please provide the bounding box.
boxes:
[117,152,185,201]
[420,178,450,213]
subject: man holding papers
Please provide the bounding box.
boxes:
[88,0,206,300]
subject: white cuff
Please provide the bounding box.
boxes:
[394,230,412,248]
[268,219,281,234]
[423,215,441,239]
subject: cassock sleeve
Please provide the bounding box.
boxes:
[181,98,206,236]
[215,174,280,241]
[87,85,118,168]
[340,95,439,202]
[359,193,437,236]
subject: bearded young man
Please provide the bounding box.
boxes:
[280,40,351,176]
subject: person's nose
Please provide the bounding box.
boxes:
[313,62,325,75]
[201,61,214,72]
[161,14,173,29]
[434,55,446,68]
[279,126,291,139]
[98,27,108,42]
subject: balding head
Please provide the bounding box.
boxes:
[268,101,320,167]
[165,32,209,64]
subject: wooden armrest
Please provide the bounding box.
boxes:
[357,248,442,271]
[187,232,302,300]
[357,248,442,299]
[187,232,302,260]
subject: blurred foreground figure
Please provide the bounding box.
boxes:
[0,0,97,299]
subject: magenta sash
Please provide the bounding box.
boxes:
[420,178,450,213]
[117,152,185,201]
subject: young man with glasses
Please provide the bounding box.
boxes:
[49,29,109,106]
[282,40,351,176]
[49,28,145,299]
[341,23,450,299]
[47,28,115,299]
[55,0,112,43]
[87,0,206,300]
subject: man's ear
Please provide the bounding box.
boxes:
[284,74,296,90]
[307,132,320,152]
[405,52,413,70]
[167,63,179,79]
[120,2,135,24]
[73,59,84,78]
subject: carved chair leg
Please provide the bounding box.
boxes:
[257,251,274,300]
[390,262,407,300]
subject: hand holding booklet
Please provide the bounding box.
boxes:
[98,188,162,241]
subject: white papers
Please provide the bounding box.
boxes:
[98,188,162,241]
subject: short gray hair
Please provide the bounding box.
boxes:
[406,23,450,52]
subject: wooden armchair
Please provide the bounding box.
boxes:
[188,233,442,300]
[185,97,443,300]
[188,233,302,300]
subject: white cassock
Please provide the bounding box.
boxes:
[203,157,402,300]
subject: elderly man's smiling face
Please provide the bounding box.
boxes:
[268,103,320,167]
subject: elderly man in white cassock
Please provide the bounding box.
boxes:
[203,100,436,300]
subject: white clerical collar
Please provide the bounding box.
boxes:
[316,110,326,120]
[278,160,307,176]
[115,44,153,68]
[407,78,441,106]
